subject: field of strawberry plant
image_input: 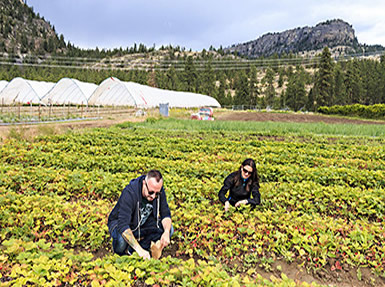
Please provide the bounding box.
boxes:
[1,117,385,286]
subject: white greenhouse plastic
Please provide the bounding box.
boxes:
[89,77,221,108]
[88,77,136,106]
[0,80,8,94]
[0,76,221,108]
[41,78,97,105]
[0,77,55,105]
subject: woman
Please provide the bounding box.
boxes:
[218,158,261,211]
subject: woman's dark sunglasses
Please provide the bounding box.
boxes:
[145,180,161,198]
[242,167,252,175]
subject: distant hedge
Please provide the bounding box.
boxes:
[318,104,385,119]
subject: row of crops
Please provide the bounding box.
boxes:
[1,118,385,286]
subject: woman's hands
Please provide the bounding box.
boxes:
[225,199,248,211]
[224,201,230,212]
[235,199,248,208]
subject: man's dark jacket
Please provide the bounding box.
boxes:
[107,175,171,239]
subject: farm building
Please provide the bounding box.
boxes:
[0,77,55,105]
[41,78,98,105]
[88,77,221,108]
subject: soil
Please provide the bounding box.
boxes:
[92,241,385,287]
[215,111,385,125]
[0,113,146,141]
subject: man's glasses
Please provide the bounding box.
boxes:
[242,167,252,175]
[145,180,161,198]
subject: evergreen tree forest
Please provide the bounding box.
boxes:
[1,47,385,110]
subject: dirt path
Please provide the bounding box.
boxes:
[215,111,385,125]
[0,114,146,140]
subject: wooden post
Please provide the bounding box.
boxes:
[81,102,83,118]
[38,103,41,121]
[18,102,21,121]
[67,101,70,119]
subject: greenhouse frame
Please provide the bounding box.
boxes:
[41,78,98,106]
[0,77,55,105]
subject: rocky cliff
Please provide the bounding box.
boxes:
[225,19,363,57]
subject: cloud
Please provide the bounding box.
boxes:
[27,0,385,51]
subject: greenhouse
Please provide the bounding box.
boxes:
[0,76,220,108]
[0,77,55,105]
[0,80,8,94]
[88,77,221,108]
[41,78,98,105]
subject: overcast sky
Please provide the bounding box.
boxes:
[26,0,385,51]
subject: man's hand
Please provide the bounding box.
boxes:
[160,230,170,248]
[224,201,230,212]
[122,228,150,260]
[235,199,248,208]
[137,248,151,260]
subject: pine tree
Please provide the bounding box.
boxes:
[285,66,306,111]
[201,60,215,97]
[233,70,249,106]
[262,68,276,108]
[184,56,197,92]
[248,65,259,106]
[333,63,346,105]
[344,60,363,104]
[315,47,334,108]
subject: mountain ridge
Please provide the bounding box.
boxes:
[224,19,384,58]
[0,1,384,60]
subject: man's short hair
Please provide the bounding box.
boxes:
[146,170,163,183]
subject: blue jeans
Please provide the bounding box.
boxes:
[111,224,174,256]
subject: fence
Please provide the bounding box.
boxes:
[0,101,139,124]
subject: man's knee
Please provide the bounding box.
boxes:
[111,229,128,256]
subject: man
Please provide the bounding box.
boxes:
[107,170,172,259]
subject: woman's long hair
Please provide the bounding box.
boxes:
[234,158,260,192]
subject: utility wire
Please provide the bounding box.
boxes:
[0,49,383,71]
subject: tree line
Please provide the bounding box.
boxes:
[1,47,385,110]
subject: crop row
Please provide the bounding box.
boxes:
[2,130,385,170]
[1,238,323,287]
[0,188,111,251]
[1,123,385,285]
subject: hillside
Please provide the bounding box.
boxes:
[225,19,384,58]
[0,0,67,55]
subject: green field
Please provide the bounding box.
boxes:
[0,118,384,286]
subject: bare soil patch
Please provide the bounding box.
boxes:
[93,242,385,287]
[216,111,385,125]
[0,114,146,141]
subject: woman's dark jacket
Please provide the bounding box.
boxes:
[218,171,261,207]
[107,175,171,239]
